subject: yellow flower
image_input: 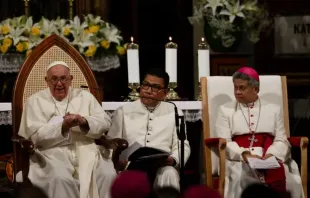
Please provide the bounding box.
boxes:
[89,25,100,33]
[23,42,29,50]
[117,45,126,56]
[31,26,40,36]
[84,29,89,35]
[84,45,97,57]
[26,50,32,57]
[2,38,12,47]
[0,45,9,53]
[16,42,24,52]
[100,40,110,49]
[63,27,70,36]
[1,26,10,35]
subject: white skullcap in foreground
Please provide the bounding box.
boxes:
[47,61,69,71]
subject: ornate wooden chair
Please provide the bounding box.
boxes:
[201,76,308,197]
[11,34,128,184]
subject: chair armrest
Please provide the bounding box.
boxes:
[11,137,35,154]
[204,138,226,196]
[95,136,116,149]
[11,137,34,185]
[113,138,129,151]
[112,138,129,171]
[205,138,226,150]
[95,136,129,171]
[288,137,308,198]
[95,136,128,150]
[288,137,309,148]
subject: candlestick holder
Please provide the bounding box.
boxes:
[197,82,202,101]
[68,0,74,20]
[125,83,140,101]
[127,38,139,49]
[165,38,178,49]
[24,0,30,17]
[198,37,209,50]
[166,82,180,100]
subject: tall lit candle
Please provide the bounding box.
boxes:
[127,37,140,83]
[165,37,178,82]
[198,37,210,81]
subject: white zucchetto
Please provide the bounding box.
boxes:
[47,61,69,71]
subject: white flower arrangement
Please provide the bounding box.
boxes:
[0,14,126,57]
[189,0,272,48]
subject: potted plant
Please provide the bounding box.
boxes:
[189,0,272,52]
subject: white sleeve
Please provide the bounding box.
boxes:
[83,93,112,139]
[216,106,248,161]
[265,107,290,162]
[18,97,70,149]
[107,107,124,139]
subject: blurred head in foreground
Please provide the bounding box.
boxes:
[111,170,151,198]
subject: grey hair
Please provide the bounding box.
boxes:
[232,72,259,88]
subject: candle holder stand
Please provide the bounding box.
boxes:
[68,0,74,20]
[24,0,30,17]
[197,82,202,101]
[166,82,180,100]
[125,83,140,101]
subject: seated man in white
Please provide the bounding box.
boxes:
[108,68,191,190]
[215,67,303,198]
[18,61,115,198]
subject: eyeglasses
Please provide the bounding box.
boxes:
[48,76,70,85]
[234,85,256,92]
[141,82,165,92]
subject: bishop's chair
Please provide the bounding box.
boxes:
[11,34,128,185]
[201,76,308,197]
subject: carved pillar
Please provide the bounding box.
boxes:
[24,0,30,17]
[68,0,74,20]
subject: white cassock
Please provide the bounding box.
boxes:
[18,88,116,198]
[108,100,191,190]
[216,98,303,198]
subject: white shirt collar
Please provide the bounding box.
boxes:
[139,99,161,112]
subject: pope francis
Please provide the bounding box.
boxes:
[108,68,191,191]
[18,61,115,198]
[216,67,303,198]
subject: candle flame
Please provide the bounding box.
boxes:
[201,37,205,42]
[169,36,172,41]
[131,37,134,42]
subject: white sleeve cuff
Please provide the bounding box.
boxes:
[62,128,71,140]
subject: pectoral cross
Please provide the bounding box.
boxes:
[248,134,258,149]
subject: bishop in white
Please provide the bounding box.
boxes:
[108,68,191,190]
[18,61,115,198]
[216,67,303,198]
